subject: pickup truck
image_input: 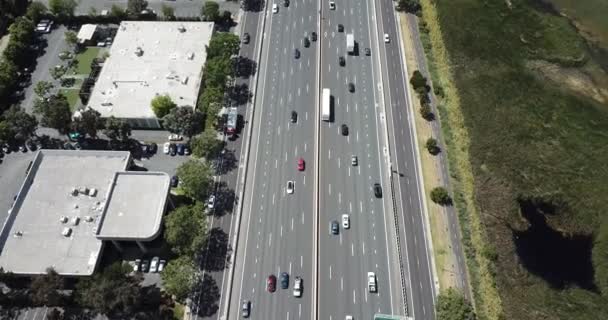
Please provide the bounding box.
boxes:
[367,272,377,293]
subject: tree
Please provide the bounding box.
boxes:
[48,0,78,17]
[410,70,428,93]
[151,94,177,118]
[46,308,63,320]
[164,203,207,256]
[430,187,452,206]
[2,105,38,141]
[204,56,233,88]
[64,31,78,48]
[110,4,127,18]
[207,32,241,59]
[103,116,131,142]
[176,160,214,202]
[75,262,142,314]
[0,122,13,145]
[420,102,434,121]
[34,81,54,98]
[199,85,224,115]
[49,65,67,81]
[436,288,475,320]
[202,1,220,22]
[397,0,421,15]
[34,94,72,134]
[593,216,608,296]
[127,0,148,14]
[30,268,64,306]
[425,137,440,155]
[161,4,174,19]
[162,107,204,137]
[191,130,223,159]
[161,256,198,302]
[26,2,48,22]
[72,108,104,138]
[0,60,18,99]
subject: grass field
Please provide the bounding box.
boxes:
[74,47,101,75]
[423,0,608,319]
[59,89,80,111]
[549,0,608,48]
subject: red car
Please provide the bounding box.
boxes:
[297,158,305,171]
[267,275,277,292]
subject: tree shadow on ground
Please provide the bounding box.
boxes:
[201,227,232,272]
[211,181,236,217]
[229,83,252,106]
[216,149,238,175]
[194,274,221,317]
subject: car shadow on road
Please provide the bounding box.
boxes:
[201,227,232,272]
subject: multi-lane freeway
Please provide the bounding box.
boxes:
[225,0,440,319]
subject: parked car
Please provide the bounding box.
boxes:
[133,259,142,272]
[184,145,191,155]
[365,47,371,56]
[141,260,149,272]
[242,300,251,318]
[177,143,185,155]
[168,134,183,141]
[242,33,250,44]
[149,143,158,154]
[141,144,149,154]
[171,175,179,188]
[149,257,160,273]
[208,195,216,209]
[163,142,170,154]
[169,143,177,156]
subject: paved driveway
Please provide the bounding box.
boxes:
[21,26,70,114]
[0,151,36,229]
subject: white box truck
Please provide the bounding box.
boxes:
[367,272,377,292]
[346,33,354,54]
[322,88,331,121]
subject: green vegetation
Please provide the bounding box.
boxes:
[151,94,177,118]
[48,0,77,17]
[161,256,198,302]
[191,129,223,159]
[164,203,208,256]
[74,47,101,75]
[436,288,476,320]
[430,186,451,206]
[58,89,80,111]
[161,107,204,138]
[175,160,214,202]
[425,137,440,155]
[420,0,608,319]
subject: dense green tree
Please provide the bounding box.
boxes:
[34,81,54,98]
[0,122,12,145]
[150,94,177,118]
[206,32,241,59]
[26,2,48,22]
[161,256,198,302]
[1,105,38,141]
[199,85,224,115]
[420,102,434,121]
[49,65,67,81]
[30,268,64,306]
[103,116,131,141]
[431,186,452,206]
[436,288,475,320]
[34,94,72,134]
[164,203,207,256]
[202,1,220,22]
[161,4,174,19]
[397,0,421,15]
[191,130,223,159]
[0,60,18,100]
[4,17,35,67]
[110,4,127,18]
[204,56,233,88]
[127,0,148,14]
[410,70,428,93]
[162,107,204,138]
[46,308,63,320]
[48,0,78,17]
[425,137,440,155]
[176,160,214,202]
[75,262,142,314]
[72,108,104,138]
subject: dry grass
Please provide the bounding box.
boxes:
[419,0,504,319]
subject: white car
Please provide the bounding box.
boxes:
[207,195,216,209]
[158,259,166,272]
[329,1,336,10]
[351,155,358,166]
[293,276,302,297]
[384,34,390,43]
[342,214,350,229]
[163,142,170,154]
[149,257,160,273]
[168,134,183,141]
[273,3,279,13]
[287,181,294,194]
[346,316,353,320]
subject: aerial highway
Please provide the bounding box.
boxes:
[317,0,405,319]
[229,0,319,319]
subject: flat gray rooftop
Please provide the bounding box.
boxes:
[87,21,214,119]
[97,171,170,241]
[0,150,131,276]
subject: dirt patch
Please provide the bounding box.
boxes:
[527,60,608,104]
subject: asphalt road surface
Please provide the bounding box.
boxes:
[374,0,439,318]
[317,0,404,318]
[229,0,319,319]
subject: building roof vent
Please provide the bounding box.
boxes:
[62,228,72,237]
[14,231,23,237]
[72,217,80,226]
[59,216,68,223]
[135,47,143,57]
[178,25,186,33]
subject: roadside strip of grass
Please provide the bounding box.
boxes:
[397,12,458,292]
[418,0,504,319]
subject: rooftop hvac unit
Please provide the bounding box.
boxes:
[71,188,79,196]
[88,188,97,197]
[62,227,72,237]
[78,186,89,195]
[181,76,189,85]
[135,47,143,57]
[85,216,94,222]
[187,52,194,60]
[72,217,80,226]
[178,25,186,33]
[59,216,68,223]
[14,231,23,237]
